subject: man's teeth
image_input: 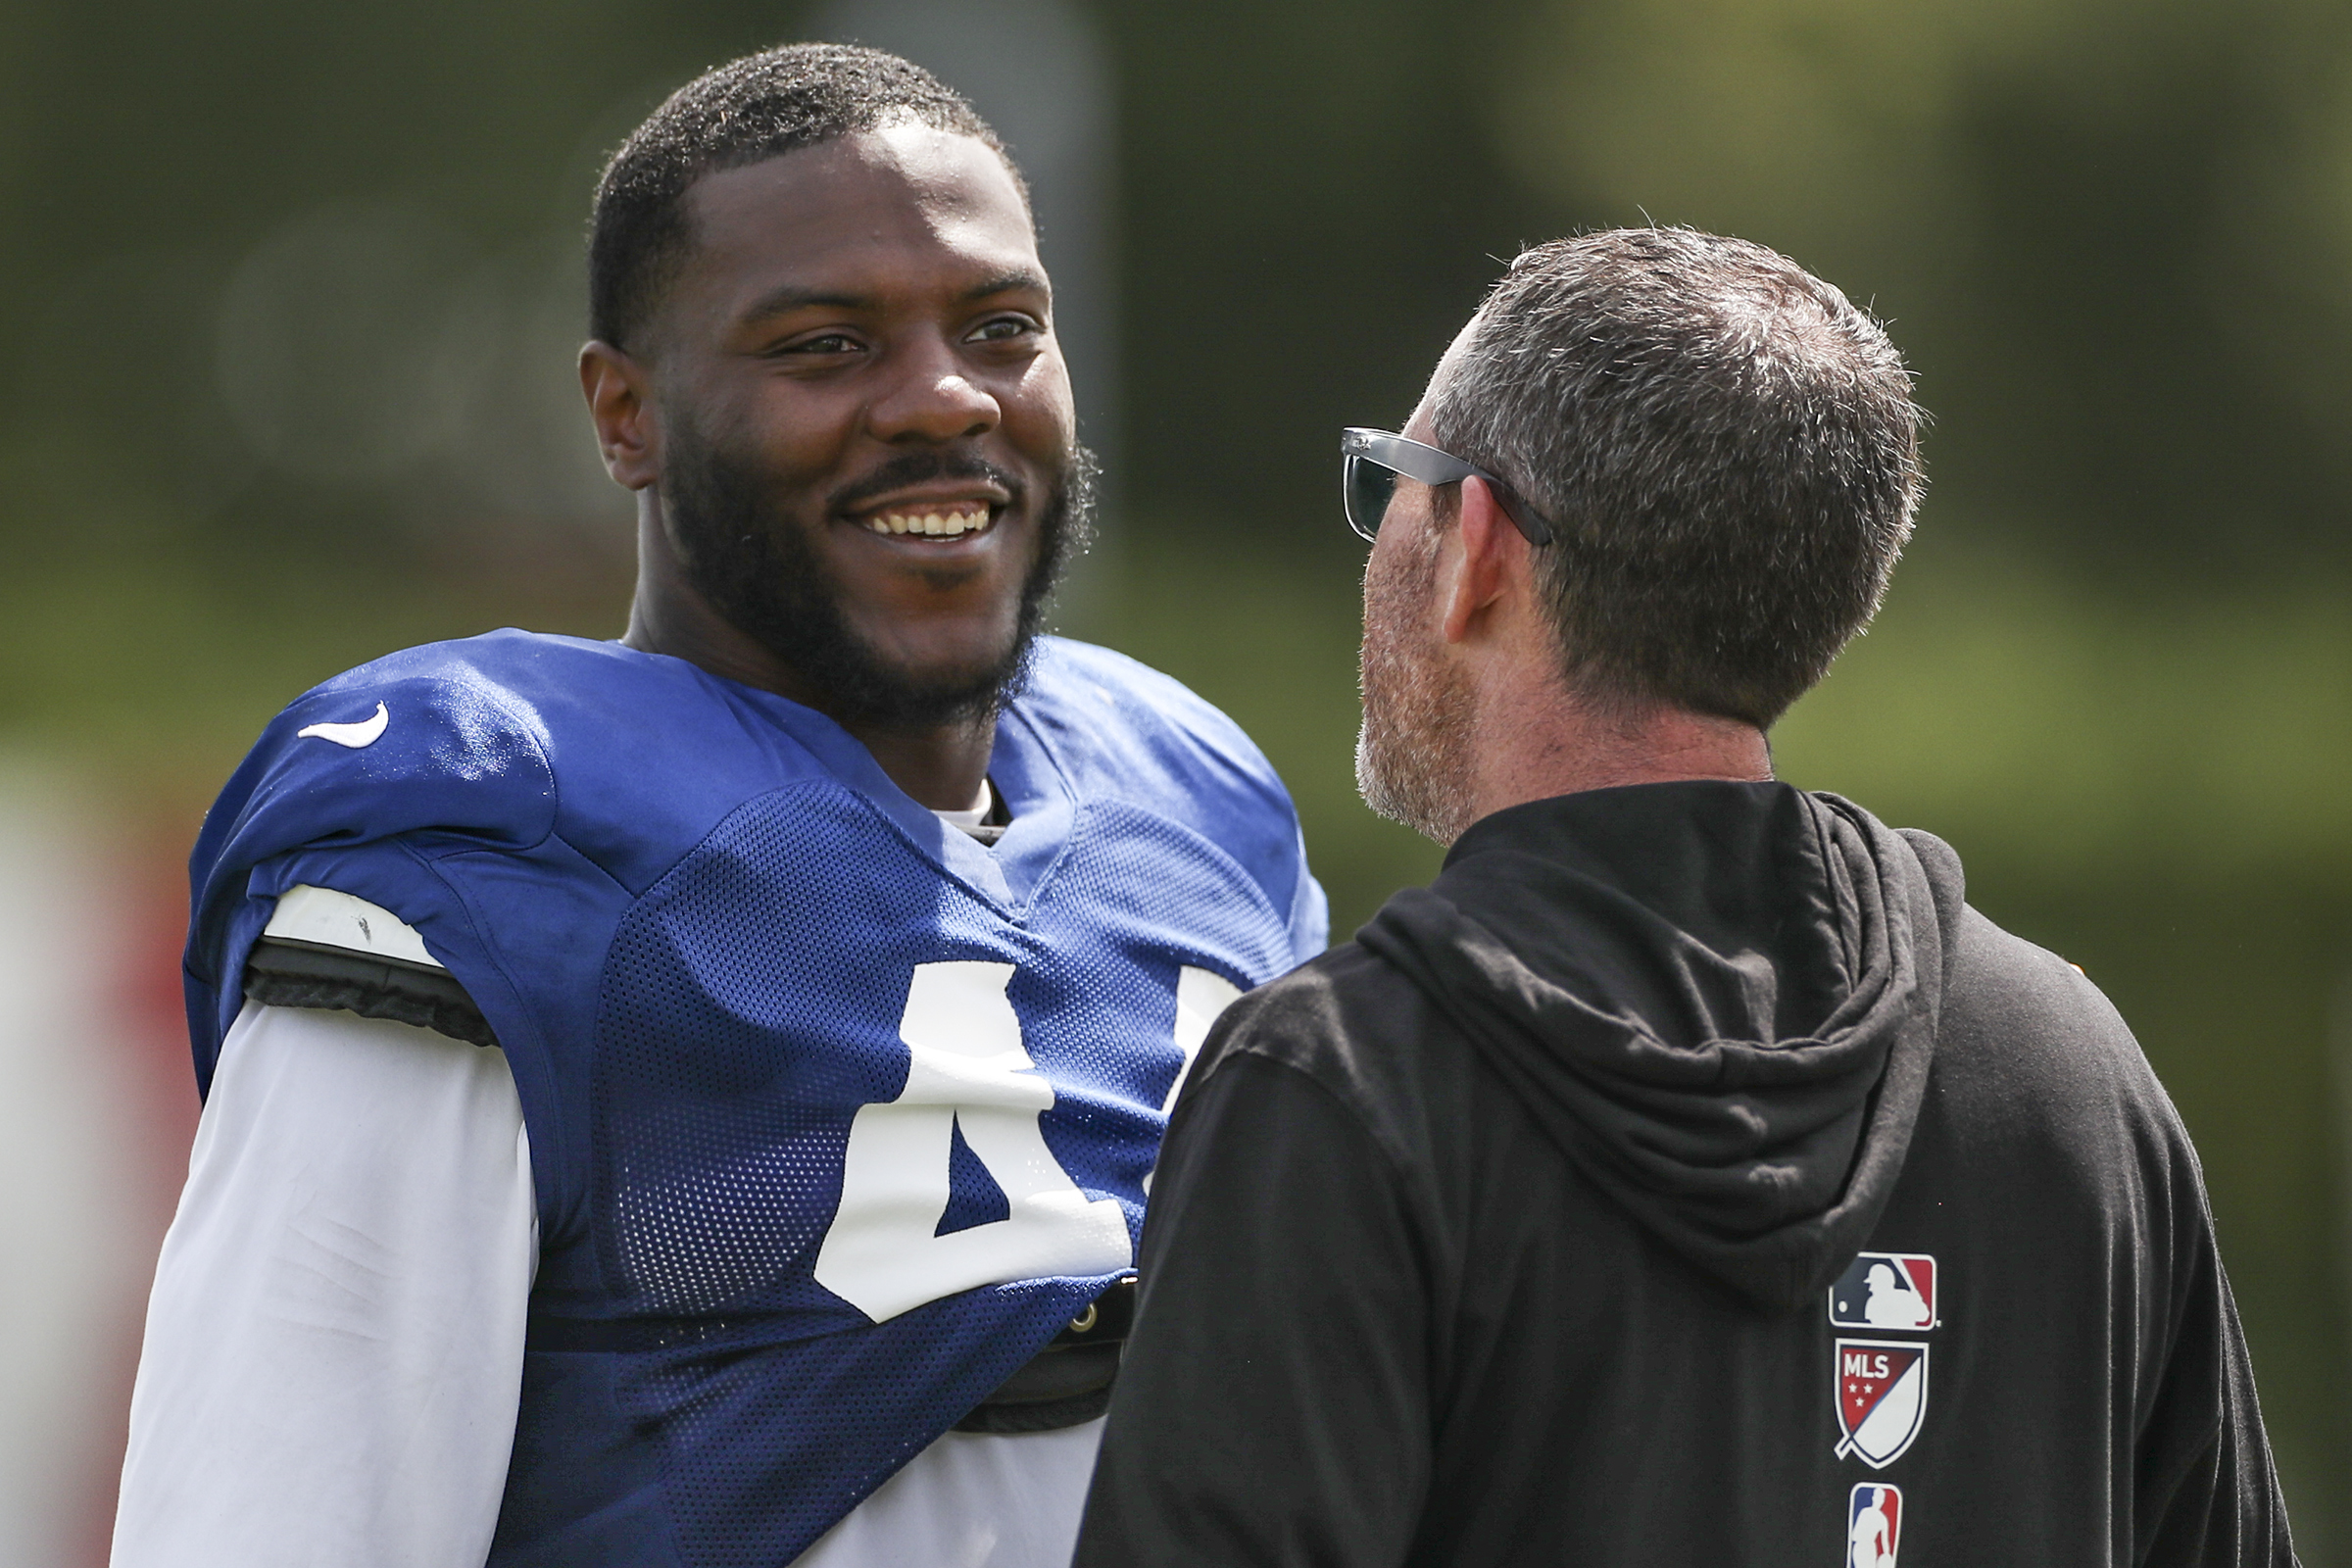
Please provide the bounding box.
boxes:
[863,506,993,537]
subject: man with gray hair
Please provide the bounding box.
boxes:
[1074,228,2296,1565]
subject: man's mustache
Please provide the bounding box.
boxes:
[827,452,1026,515]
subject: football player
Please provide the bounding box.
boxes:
[113,43,1324,1568]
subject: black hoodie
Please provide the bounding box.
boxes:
[1075,782,2295,1567]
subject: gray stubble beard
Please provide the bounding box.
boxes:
[1355,525,1476,846]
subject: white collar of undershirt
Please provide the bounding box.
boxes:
[931,778,996,833]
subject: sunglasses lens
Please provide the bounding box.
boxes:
[1344,454,1397,542]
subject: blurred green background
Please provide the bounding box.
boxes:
[4,0,2348,1553]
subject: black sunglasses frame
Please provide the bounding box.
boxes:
[1340,427,1555,546]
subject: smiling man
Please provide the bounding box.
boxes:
[113,45,1324,1568]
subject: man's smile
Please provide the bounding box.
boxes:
[857,500,997,538]
[845,481,1013,542]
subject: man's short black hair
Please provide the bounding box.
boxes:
[1429,227,1923,729]
[589,43,1021,352]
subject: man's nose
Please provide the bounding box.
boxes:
[866,334,1001,443]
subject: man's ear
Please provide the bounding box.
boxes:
[581,341,660,492]
[1440,475,1527,644]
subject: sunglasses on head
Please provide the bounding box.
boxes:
[1341,428,1555,546]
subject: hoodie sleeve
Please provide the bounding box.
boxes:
[1075,1052,1431,1568]
[2131,1152,2299,1567]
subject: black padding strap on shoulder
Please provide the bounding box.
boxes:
[243,936,498,1049]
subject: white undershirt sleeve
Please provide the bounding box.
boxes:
[115,947,1102,1568]
[111,1002,537,1568]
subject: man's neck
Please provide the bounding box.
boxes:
[621,515,996,813]
[847,721,997,813]
[1459,667,1772,832]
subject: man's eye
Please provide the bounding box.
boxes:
[783,333,862,356]
[966,316,1040,344]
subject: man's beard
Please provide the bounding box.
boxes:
[662,424,1096,729]
[1356,524,1475,844]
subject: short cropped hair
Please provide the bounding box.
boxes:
[590,43,1020,351]
[1428,228,1922,728]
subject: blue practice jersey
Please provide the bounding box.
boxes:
[184,630,1326,1568]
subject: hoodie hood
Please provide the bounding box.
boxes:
[1357,780,1964,1312]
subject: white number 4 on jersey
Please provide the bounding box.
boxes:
[812,959,1239,1322]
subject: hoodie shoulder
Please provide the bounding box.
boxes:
[1939,902,2173,1121]
[1948,904,2130,1032]
[1187,942,1451,1167]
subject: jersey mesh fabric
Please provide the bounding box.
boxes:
[497,786,1300,1568]
[596,784,1013,1333]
